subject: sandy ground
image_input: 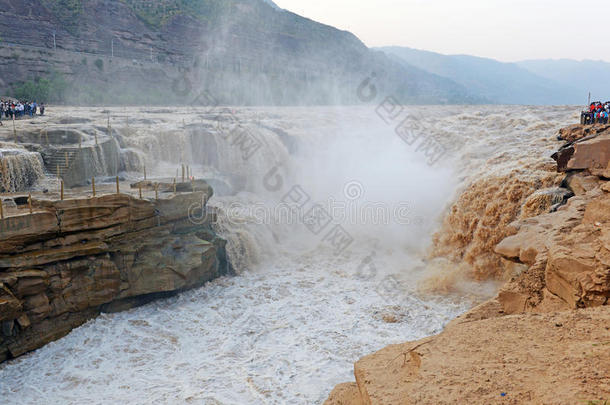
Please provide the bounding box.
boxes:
[325,300,610,405]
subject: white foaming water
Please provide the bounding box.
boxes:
[0,254,466,404]
[0,106,578,404]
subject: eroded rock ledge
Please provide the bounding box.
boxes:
[0,183,231,362]
[325,124,610,404]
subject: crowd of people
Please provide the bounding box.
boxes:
[0,100,45,126]
[581,101,610,124]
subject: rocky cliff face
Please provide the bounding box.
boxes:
[0,0,482,104]
[0,187,231,362]
[494,125,610,312]
[325,124,610,404]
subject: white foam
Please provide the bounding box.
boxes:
[0,253,467,404]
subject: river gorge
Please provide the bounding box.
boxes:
[1,105,608,404]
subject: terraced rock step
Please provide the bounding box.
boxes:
[42,147,79,177]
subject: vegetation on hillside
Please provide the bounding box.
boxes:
[11,71,69,103]
[119,0,238,28]
[40,0,83,34]
[38,0,240,31]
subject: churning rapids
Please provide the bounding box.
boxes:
[0,106,578,404]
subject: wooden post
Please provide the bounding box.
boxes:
[154,183,159,200]
[0,199,4,219]
[28,193,32,214]
[12,116,17,142]
[143,165,147,180]
[60,180,64,200]
[116,176,120,194]
[181,164,185,182]
[95,132,98,145]
[92,177,96,197]
[138,185,142,199]
[173,177,176,193]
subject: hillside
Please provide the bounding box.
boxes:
[0,0,482,105]
[379,46,583,105]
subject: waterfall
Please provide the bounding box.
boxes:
[0,106,580,405]
[0,147,45,192]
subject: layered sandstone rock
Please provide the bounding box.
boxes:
[0,185,230,362]
[494,126,610,313]
[554,129,610,176]
[495,184,609,312]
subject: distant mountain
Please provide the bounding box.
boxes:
[378,46,583,105]
[259,0,281,10]
[517,59,609,103]
[0,0,482,105]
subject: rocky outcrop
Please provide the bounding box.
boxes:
[0,186,231,362]
[491,125,610,313]
[495,182,609,312]
[557,123,610,143]
[554,127,610,176]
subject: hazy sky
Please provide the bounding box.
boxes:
[272,0,609,62]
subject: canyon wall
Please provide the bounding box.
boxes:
[0,187,231,363]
